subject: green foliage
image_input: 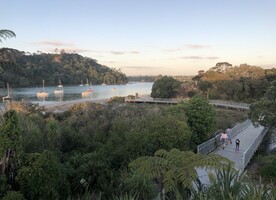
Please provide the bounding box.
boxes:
[249,80,276,127]
[58,103,193,198]
[151,76,181,98]
[205,164,246,200]
[129,148,231,199]
[265,80,276,101]
[0,175,8,196]
[183,95,217,147]
[17,150,69,200]
[0,110,22,153]
[191,163,276,200]
[0,110,22,192]
[122,172,158,199]
[260,155,276,181]
[1,100,274,199]
[2,191,25,200]
[0,48,128,87]
[215,109,248,131]
[195,64,274,102]
[18,113,45,153]
[198,80,213,98]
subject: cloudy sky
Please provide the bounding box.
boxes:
[1,0,276,76]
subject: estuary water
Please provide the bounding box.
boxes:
[1,82,153,105]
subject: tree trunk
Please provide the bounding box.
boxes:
[1,149,10,175]
[157,176,165,200]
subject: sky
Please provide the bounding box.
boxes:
[1,0,276,76]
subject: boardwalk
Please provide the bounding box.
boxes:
[198,120,268,171]
[209,100,250,110]
[125,97,179,104]
[125,97,250,110]
[197,121,268,187]
[213,122,267,170]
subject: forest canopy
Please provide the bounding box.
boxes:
[0,48,128,87]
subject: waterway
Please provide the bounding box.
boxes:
[1,82,153,105]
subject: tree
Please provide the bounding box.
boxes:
[17,151,69,200]
[183,95,217,147]
[249,80,276,127]
[0,110,22,189]
[198,80,213,99]
[151,76,181,98]
[129,148,230,200]
[0,30,16,43]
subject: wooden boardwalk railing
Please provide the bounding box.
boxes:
[125,97,250,110]
[209,100,250,110]
[125,97,179,104]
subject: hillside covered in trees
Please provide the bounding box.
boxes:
[0,48,128,87]
[193,62,276,102]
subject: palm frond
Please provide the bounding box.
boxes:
[0,29,16,42]
[129,156,169,179]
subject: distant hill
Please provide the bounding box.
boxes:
[0,48,128,87]
[194,62,276,82]
[193,62,276,102]
[127,75,194,83]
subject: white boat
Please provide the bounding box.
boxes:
[37,80,48,99]
[54,81,64,95]
[2,83,12,102]
[79,80,84,86]
[84,78,89,86]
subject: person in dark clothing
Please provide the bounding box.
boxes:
[235,138,240,151]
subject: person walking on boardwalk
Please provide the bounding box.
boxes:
[226,126,232,144]
[220,131,228,150]
[235,138,240,151]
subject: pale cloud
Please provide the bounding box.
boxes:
[46,48,91,53]
[205,56,220,60]
[129,51,140,54]
[181,56,219,60]
[164,48,182,52]
[109,51,140,55]
[164,44,210,52]
[110,51,125,55]
[122,66,164,71]
[34,40,74,46]
[181,56,203,59]
[184,44,210,49]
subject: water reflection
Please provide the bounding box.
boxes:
[55,93,64,101]
[5,82,153,104]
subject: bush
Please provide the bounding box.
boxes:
[260,155,276,181]
[2,191,25,200]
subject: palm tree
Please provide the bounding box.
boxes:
[0,29,16,43]
[129,148,231,200]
